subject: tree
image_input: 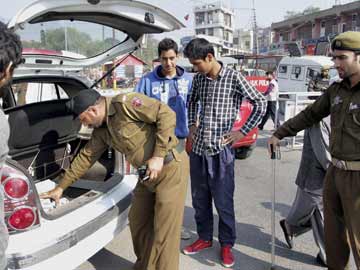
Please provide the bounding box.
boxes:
[134,35,159,67]
[303,6,321,15]
[284,11,301,20]
[22,27,121,57]
[284,6,320,20]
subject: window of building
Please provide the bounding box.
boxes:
[208,12,213,24]
[195,12,205,25]
[320,21,326,37]
[224,14,231,27]
[196,29,206,35]
[341,23,346,33]
[352,13,358,30]
[208,28,214,36]
[223,31,231,41]
[332,23,338,34]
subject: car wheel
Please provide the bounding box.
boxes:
[234,144,255,160]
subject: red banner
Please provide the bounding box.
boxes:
[245,76,269,93]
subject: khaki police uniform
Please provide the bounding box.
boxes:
[275,78,360,269]
[273,31,360,269]
[58,92,187,270]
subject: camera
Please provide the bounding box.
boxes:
[138,165,150,182]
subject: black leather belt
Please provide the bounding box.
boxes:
[332,157,360,171]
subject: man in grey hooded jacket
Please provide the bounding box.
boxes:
[279,116,330,267]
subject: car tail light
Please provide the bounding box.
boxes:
[2,163,40,234]
[3,177,29,199]
[8,207,36,230]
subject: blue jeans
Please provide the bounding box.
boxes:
[190,146,236,246]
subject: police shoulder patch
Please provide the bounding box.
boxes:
[131,97,143,107]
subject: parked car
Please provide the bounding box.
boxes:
[231,76,267,159]
[231,100,259,159]
[3,1,183,269]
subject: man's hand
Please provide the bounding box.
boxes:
[222,131,245,145]
[267,135,281,155]
[40,186,64,206]
[188,125,197,142]
[146,156,164,181]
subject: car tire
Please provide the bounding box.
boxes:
[234,144,255,160]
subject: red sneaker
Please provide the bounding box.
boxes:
[182,239,212,255]
[221,245,235,268]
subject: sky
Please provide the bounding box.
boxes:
[1,0,356,41]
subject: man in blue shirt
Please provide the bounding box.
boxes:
[136,38,193,240]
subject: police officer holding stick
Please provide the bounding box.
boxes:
[268,31,360,270]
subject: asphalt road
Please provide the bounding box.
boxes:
[77,127,353,270]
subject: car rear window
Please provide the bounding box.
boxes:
[12,82,69,106]
[17,20,127,59]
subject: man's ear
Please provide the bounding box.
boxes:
[206,53,214,62]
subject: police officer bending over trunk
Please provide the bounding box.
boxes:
[41,90,187,270]
[268,31,360,270]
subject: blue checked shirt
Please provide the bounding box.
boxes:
[188,65,267,156]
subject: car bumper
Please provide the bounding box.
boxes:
[7,175,137,270]
[232,128,258,149]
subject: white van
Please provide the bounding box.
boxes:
[277,55,335,92]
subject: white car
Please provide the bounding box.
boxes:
[2,1,183,269]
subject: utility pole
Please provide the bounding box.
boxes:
[252,0,258,67]
[64,24,68,51]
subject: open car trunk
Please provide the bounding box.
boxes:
[5,81,124,218]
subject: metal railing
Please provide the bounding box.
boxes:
[276,91,322,149]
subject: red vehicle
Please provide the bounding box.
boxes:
[231,76,268,159]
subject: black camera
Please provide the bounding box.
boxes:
[138,165,149,182]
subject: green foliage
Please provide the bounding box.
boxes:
[22,27,120,57]
[284,6,321,20]
[134,35,160,67]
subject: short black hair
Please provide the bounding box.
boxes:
[266,71,274,76]
[183,38,215,60]
[158,38,178,56]
[0,22,23,74]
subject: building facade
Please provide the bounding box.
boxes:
[233,27,274,55]
[271,1,360,55]
[193,1,235,55]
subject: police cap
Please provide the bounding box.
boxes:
[66,89,101,117]
[331,31,360,52]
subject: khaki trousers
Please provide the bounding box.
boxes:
[323,165,360,270]
[129,151,188,270]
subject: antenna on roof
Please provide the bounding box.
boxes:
[252,0,258,56]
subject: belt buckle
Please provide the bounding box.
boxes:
[336,159,347,170]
